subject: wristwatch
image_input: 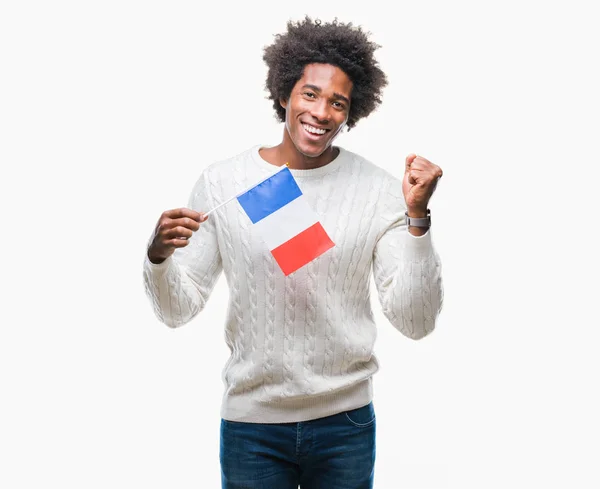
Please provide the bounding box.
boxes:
[405,209,431,228]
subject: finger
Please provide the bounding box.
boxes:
[405,153,418,172]
[413,155,432,166]
[411,160,442,180]
[408,159,426,171]
[409,158,433,171]
[163,207,203,222]
[421,163,442,179]
[408,170,418,185]
[168,238,191,248]
[411,168,441,187]
[165,226,194,240]
[170,217,201,232]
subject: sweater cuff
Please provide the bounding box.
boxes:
[403,229,434,261]
[143,253,174,278]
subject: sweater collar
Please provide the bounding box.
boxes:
[250,145,347,178]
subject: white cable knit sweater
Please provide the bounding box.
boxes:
[143,145,443,423]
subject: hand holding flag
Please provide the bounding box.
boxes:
[147,208,207,264]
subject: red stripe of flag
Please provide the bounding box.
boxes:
[271,222,335,276]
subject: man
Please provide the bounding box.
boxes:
[143,16,443,489]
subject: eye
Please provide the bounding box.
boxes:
[332,101,346,110]
[303,91,316,98]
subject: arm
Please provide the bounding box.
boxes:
[373,208,443,339]
[142,172,223,328]
[372,158,444,340]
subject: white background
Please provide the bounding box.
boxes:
[1,1,599,488]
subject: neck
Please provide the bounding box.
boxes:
[260,128,339,170]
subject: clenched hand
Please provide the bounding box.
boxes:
[402,154,443,215]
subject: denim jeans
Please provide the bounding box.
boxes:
[220,402,376,489]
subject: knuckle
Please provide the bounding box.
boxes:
[177,226,192,237]
[185,217,199,230]
[157,220,170,234]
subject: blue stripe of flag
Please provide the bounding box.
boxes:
[236,167,303,223]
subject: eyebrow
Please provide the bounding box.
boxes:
[302,84,350,105]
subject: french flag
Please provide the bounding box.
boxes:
[237,166,335,276]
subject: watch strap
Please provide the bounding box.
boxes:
[405,209,431,228]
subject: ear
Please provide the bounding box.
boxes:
[279,97,288,109]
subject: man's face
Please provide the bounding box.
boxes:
[280,63,352,158]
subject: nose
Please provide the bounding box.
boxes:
[309,99,331,124]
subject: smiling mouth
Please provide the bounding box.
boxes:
[302,123,329,136]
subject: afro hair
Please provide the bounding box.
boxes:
[263,16,388,130]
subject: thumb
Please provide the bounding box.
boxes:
[405,153,418,172]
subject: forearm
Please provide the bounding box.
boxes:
[143,254,210,328]
[375,232,443,340]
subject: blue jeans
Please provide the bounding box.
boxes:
[220,402,376,489]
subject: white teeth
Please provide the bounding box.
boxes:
[303,123,326,135]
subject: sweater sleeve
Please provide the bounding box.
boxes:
[372,177,443,340]
[142,171,223,328]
